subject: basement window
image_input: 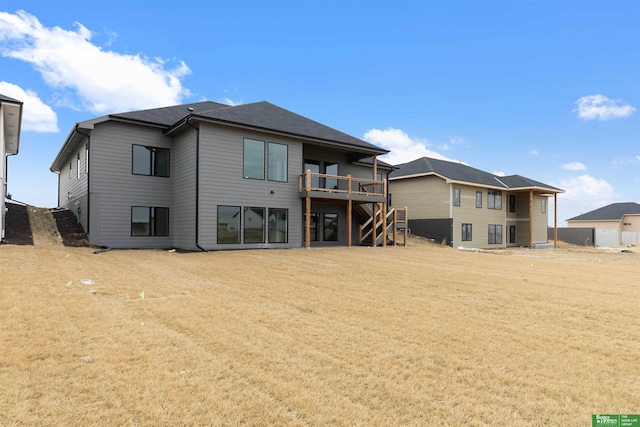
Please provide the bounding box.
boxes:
[268,208,288,243]
[462,223,472,241]
[323,213,338,241]
[488,224,503,244]
[217,206,241,244]
[244,207,265,243]
[131,207,169,236]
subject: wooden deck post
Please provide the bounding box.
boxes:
[554,193,558,248]
[305,169,312,248]
[382,202,387,247]
[529,189,533,248]
[372,155,377,181]
[305,196,311,248]
[392,206,397,246]
[347,199,352,247]
[372,203,377,247]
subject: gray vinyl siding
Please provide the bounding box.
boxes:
[57,137,89,232]
[171,128,197,250]
[197,123,303,249]
[90,121,173,248]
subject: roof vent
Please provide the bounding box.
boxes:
[187,107,194,112]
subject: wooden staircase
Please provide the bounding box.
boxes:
[355,203,408,247]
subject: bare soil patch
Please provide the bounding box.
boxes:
[2,203,90,247]
[0,234,638,425]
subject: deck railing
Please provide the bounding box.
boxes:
[299,171,385,197]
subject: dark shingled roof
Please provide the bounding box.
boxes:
[191,101,385,152]
[110,101,228,126]
[568,202,640,221]
[499,175,563,192]
[389,157,562,191]
[108,100,385,153]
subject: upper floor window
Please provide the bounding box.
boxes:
[244,139,288,182]
[476,191,482,208]
[488,190,502,210]
[268,142,287,182]
[76,153,81,180]
[509,194,516,212]
[453,188,461,206]
[244,139,265,179]
[132,145,169,177]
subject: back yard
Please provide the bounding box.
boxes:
[0,208,638,425]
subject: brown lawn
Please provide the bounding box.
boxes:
[1,220,638,426]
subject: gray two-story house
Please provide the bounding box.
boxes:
[50,101,402,250]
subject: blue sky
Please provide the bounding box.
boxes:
[1,0,638,225]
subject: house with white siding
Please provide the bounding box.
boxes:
[1,94,23,241]
[50,101,404,250]
[388,157,563,249]
[567,202,640,247]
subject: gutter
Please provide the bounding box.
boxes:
[75,125,92,240]
[186,117,207,252]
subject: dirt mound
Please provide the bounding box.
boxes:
[52,209,91,247]
[3,202,33,245]
[2,203,91,247]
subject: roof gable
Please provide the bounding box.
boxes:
[568,202,640,221]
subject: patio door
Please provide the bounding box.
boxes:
[304,160,320,188]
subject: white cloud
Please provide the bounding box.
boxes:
[574,94,635,120]
[0,10,191,114]
[363,128,463,165]
[492,171,505,177]
[553,175,619,221]
[562,162,586,171]
[0,81,58,132]
[530,149,539,156]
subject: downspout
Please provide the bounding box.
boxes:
[75,125,91,239]
[186,117,207,252]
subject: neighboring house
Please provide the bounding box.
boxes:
[567,202,640,247]
[388,157,563,249]
[50,101,402,250]
[1,94,23,241]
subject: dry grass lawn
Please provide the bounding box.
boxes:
[1,229,639,425]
